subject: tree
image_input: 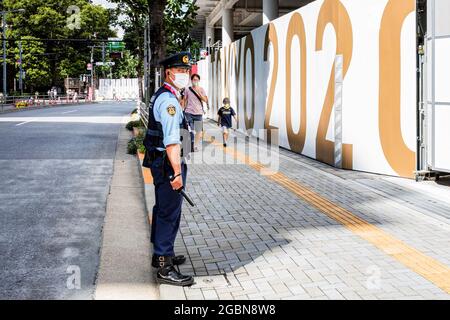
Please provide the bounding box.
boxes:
[165,0,200,57]
[13,37,51,92]
[113,50,139,78]
[3,0,116,93]
[110,0,201,96]
[109,0,149,99]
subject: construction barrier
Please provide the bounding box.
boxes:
[198,0,417,178]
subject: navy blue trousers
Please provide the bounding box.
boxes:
[150,156,187,257]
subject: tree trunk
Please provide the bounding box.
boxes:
[149,0,167,96]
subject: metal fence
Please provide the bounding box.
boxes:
[138,101,148,129]
[0,94,89,113]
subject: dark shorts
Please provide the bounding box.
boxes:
[185,113,203,133]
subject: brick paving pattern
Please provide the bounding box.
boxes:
[172,122,450,300]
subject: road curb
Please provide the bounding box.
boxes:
[94,117,159,300]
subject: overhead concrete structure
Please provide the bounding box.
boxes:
[192,0,315,47]
[222,8,234,46]
[263,0,279,24]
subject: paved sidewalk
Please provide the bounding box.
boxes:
[159,121,450,300]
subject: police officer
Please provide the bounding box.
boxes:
[143,52,194,286]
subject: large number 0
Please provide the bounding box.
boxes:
[379,0,415,177]
[243,35,255,130]
[286,13,307,153]
[315,0,353,168]
[234,41,242,129]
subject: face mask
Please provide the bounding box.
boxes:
[192,81,199,87]
[171,72,190,89]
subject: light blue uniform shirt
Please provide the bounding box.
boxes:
[153,89,184,151]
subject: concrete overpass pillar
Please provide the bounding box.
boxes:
[263,0,279,24]
[206,25,215,48]
[222,8,234,47]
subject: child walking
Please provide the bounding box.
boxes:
[217,98,237,147]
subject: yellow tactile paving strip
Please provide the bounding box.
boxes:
[206,136,450,294]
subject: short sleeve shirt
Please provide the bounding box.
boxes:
[218,106,236,128]
[153,91,184,150]
[184,86,206,115]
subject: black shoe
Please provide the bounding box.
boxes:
[152,254,186,268]
[223,143,227,147]
[157,266,194,287]
[155,256,194,287]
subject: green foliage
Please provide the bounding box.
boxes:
[126,119,143,131]
[13,37,51,89]
[111,0,201,73]
[113,50,139,78]
[2,0,116,92]
[165,0,200,55]
[135,130,145,154]
[127,130,145,155]
[127,138,138,154]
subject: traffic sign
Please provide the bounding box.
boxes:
[96,62,115,66]
[87,63,92,71]
[108,38,125,52]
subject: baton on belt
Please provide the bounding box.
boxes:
[169,174,196,207]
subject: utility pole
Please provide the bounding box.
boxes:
[102,42,106,79]
[90,46,94,101]
[0,9,25,97]
[19,40,23,95]
[2,12,6,96]
[144,17,149,106]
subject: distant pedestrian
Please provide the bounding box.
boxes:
[217,97,237,147]
[182,74,209,152]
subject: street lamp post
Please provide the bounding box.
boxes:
[1,9,25,97]
[2,13,6,97]
[19,40,23,95]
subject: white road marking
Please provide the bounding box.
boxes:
[15,121,33,126]
[0,117,124,124]
[61,110,78,114]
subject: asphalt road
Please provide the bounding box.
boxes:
[0,102,136,299]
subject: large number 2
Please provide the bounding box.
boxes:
[264,23,278,143]
[315,0,353,168]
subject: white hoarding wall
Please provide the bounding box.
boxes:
[198,0,417,178]
[427,0,450,173]
[98,78,139,100]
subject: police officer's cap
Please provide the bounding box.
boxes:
[160,52,192,69]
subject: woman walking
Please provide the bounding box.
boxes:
[183,74,209,152]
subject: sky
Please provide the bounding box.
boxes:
[92,0,125,38]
